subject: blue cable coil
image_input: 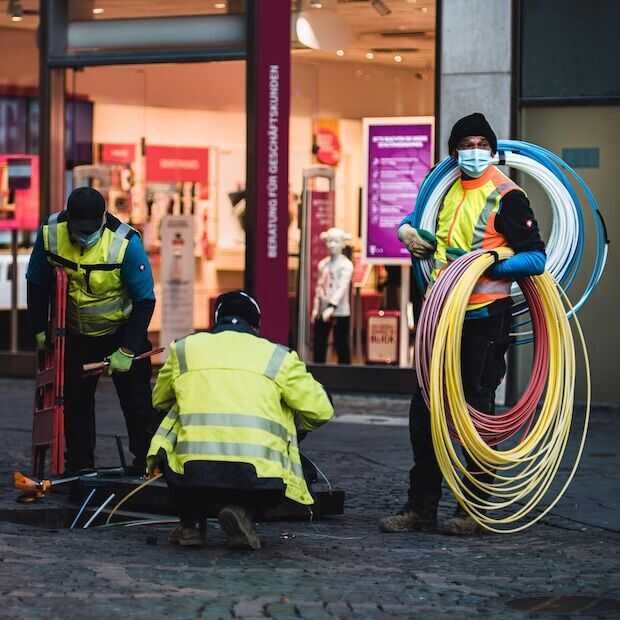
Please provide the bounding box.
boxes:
[407,140,609,343]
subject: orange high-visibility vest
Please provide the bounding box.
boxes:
[430,166,524,310]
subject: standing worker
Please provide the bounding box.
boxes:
[26,187,157,475]
[380,113,547,535]
[148,291,334,549]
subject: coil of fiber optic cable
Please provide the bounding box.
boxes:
[408,140,608,341]
[415,248,590,533]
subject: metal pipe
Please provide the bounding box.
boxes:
[82,493,115,529]
[67,15,245,51]
[70,488,96,529]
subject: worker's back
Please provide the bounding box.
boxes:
[149,323,333,505]
[173,330,292,427]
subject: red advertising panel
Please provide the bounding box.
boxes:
[146,145,209,184]
[100,143,136,164]
[0,154,39,231]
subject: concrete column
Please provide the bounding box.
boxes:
[438,0,513,158]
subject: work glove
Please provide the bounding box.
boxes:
[34,331,48,351]
[106,348,134,375]
[398,224,436,259]
[446,247,467,263]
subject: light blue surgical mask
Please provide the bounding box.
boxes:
[457,148,492,178]
[73,229,103,249]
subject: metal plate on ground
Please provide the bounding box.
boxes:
[70,475,345,521]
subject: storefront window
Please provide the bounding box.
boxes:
[289,0,436,367]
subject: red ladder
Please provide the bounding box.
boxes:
[32,268,67,479]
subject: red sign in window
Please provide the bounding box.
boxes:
[146,145,209,184]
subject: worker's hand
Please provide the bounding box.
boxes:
[34,331,48,351]
[106,348,134,375]
[311,309,319,323]
[398,224,436,259]
[321,306,335,322]
[446,247,467,263]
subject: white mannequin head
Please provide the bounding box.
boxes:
[321,227,352,258]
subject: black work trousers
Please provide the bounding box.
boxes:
[169,484,285,526]
[313,316,351,364]
[63,327,155,472]
[408,304,512,512]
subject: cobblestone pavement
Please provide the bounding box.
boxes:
[0,378,619,619]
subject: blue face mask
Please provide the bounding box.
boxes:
[73,229,102,249]
[457,148,492,178]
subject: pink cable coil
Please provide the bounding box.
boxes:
[414,250,550,447]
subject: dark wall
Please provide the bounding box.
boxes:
[521,0,620,102]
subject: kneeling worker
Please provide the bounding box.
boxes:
[148,291,334,549]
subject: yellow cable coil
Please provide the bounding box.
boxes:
[430,248,590,533]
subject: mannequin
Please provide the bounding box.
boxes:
[312,227,354,364]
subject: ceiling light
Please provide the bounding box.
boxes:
[365,52,375,60]
[394,55,403,63]
[336,49,344,56]
[92,7,104,14]
[406,0,417,3]
[8,0,23,21]
[421,6,428,12]
[294,10,353,51]
[214,1,226,8]
[310,0,323,7]
[371,0,391,17]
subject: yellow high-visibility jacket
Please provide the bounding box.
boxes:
[42,210,135,335]
[148,326,334,505]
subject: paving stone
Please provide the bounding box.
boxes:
[0,380,619,620]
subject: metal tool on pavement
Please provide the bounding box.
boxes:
[81,347,165,377]
[13,470,97,502]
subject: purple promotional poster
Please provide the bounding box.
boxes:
[363,118,434,263]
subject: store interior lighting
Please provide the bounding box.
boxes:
[8,0,23,21]
[365,52,375,60]
[309,0,323,8]
[336,49,344,56]
[294,10,352,51]
[394,54,403,63]
[371,0,391,17]
[92,7,104,15]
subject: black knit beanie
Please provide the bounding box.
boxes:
[448,113,497,155]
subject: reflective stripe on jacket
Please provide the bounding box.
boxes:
[430,165,523,310]
[42,211,134,336]
[147,330,334,505]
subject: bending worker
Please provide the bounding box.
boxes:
[380,113,546,535]
[147,291,334,549]
[26,187,156,475]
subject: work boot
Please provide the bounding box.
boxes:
[168,523,207,547]
[218,505,261,550]
[440,509,482,536]
[378,505,437,533]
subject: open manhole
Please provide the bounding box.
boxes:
[507,596,620,615]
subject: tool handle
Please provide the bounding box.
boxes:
[82,347,165,374]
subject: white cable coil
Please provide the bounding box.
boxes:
[417,151,581,315]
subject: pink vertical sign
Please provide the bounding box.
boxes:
[247,0,291,344]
